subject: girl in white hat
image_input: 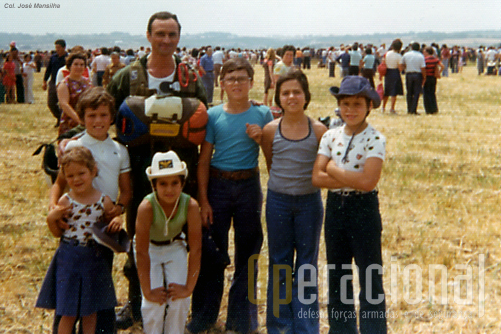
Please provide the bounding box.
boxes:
[135,151,202,334]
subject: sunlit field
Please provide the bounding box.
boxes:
[1,61,501,333]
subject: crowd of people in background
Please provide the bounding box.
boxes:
[1,41,501,108]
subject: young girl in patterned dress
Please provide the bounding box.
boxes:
[312,76,387,334]
[36,146,121,334]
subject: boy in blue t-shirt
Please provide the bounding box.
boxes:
[188,58,273,334]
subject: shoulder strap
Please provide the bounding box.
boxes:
[129,57,154,97]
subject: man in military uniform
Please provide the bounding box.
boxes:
[107,11,207,329]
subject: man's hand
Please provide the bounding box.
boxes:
[42,81,47,91]
[246,123,263,145]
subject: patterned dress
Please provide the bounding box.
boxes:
[36,193,117,316]
[58,76,91,136]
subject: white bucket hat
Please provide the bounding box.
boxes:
[145,151,188,181]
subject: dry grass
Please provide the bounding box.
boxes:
[1,63,501,333]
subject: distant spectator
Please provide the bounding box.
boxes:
[262,48,278,106]
[212,46,225,88]
[348,43,362,75]
[199,47,215,104]
[92,47,111,86]
[401,42,426,115]
[124,49,136,66]
[476,47,485,75]
[440,44,450,77]
[302,47,311,70]
[102,52,125,87]
[423,46,444,114]
[23,53,36,104]
[57,52,92,136]
[381,39,404,114]
[3,52,16,103]
[43,39,67,125]
[361,47,376,88]
[11,48,24,103]
[336,47,351,78]
[273,45,295,83]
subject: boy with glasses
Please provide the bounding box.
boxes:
[188,57,273,334]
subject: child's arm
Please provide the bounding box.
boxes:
[197,140,214,227]
[49,171,67,209]
[167,198,202,300]
[106,172,132,219]
[260,120,279,173]
[102,195,123,233]
[325,157,383,192]
[47,196,71,237]
[312,154,347,189]
[135,200,168,305]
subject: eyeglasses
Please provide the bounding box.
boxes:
[223,76,251,85]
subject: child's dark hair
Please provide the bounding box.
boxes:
[151,175,186,188]
[76,87,116,122]
[281,45,296,57]
[274,69,311,110]
[220,58,254,81]
[66,52,87,68]
[60,146,98,176]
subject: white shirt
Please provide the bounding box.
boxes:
[401,50,426,73]
[66,133,131,201]
[318,124,386,192]
[385,50,403,69]
[212,50,224,65]
[92,55,111,72]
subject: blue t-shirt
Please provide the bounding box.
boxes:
[206,104,273,171]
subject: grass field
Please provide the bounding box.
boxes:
[1,63,501,333]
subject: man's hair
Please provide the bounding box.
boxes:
[76,87,116,122]
[274,69,311,111]
[60,146,97,176]
[66,52,87,68]
[425,46,435,55]
[411,42,420,51]
[220,58,254,81]
[147,11,181,35]
[55,39,66,48]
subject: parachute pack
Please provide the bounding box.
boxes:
[116,58,208,148]
[116,95,208,148]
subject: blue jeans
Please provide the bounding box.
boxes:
[266,190,323,334]
[188,174,263,333]
[325,191,387,334]
[441,58,449,77]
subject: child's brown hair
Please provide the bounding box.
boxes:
[60,146,98,176]
[76,86,116,122]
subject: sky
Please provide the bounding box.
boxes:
[2,0,501,38]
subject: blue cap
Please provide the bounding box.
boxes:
[329,76,381,109]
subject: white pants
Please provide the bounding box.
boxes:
[24,73,34,103]
[135,240,189,334]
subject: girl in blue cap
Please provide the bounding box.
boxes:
[312,76,387,334]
